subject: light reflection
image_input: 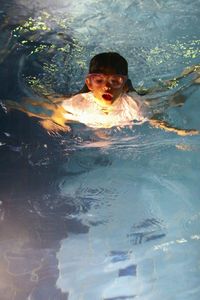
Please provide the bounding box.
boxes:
[154,234,200,251]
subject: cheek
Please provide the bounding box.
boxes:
[92,86,104,94]
[86,81,101,94]
[85,79,94,91]
[113,87,124,95]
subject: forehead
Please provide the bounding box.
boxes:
[94,67,120,75]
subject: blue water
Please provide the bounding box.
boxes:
[0,1,200,299]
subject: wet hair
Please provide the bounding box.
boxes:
[89,52,128,75]
[77,52,137,94]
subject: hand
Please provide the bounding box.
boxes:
[39,119,71,135]
[175,129,200,136]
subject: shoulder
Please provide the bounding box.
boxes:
[61,92,91,110]
[120,92,144,109]
[127,92,144,104]
[62,93,85,104]
[127,92,153,119]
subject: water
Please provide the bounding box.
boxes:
[0,1,200,299]
[56,128,200,299]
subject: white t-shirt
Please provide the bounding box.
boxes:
[61,92,150,129]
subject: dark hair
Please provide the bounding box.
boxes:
[77,52,137,94]
[89,52,128,75]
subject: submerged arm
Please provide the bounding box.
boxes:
[149,117,200,136]
[6,97,70,134]
[39,105,70,134]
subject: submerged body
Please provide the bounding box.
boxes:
[61,91,149,128]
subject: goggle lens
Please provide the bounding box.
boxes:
[87,74,127,88]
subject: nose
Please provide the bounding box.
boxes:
[104,81,112,91]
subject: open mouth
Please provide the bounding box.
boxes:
[102,93,113,101]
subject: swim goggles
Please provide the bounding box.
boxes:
[86,73,127,88]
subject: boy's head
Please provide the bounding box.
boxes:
[85,52,129,106]
[89,52,128,76]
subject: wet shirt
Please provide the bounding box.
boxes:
[61,92,150,129]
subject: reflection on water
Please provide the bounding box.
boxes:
[0,0,200,299]
[56,142,200,299]
[1,108,200,299]
[1,0,200,99]
[0,110,89,299]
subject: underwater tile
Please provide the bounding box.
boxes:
[104,296,136,300]
[110,250,129,263]
[145,233,166,242]
[118,264,137,277]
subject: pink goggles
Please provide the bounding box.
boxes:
[86,73,127,88]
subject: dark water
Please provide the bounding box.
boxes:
[0,1,200,299]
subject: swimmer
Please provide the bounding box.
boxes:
[6,52,200,136]
[42,52,148,131]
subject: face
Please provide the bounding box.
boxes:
[85,68,128,106]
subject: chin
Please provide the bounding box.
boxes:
[102,98,114,105]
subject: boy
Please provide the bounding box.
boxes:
[7,52,200,135]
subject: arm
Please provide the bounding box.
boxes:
[6,98,71,134]
[149,118,200,136]
[39,105,70,134]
